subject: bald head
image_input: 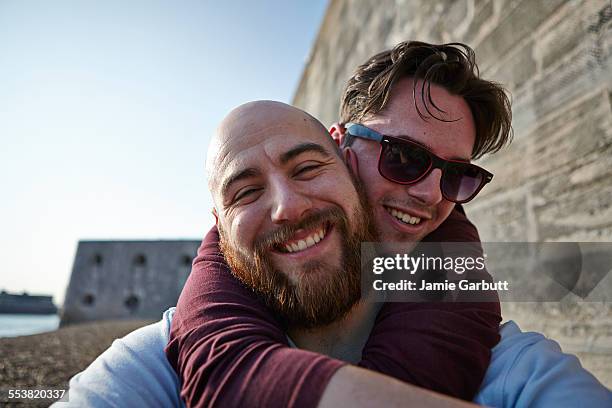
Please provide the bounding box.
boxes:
[206,101,337,193]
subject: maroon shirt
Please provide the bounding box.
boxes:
[165,207,501,407]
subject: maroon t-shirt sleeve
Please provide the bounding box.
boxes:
[166,207,501,406]
[359,206,501,400]
[165,228,345,408]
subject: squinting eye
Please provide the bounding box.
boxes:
[234,188,261,202]
[295,165,320,176]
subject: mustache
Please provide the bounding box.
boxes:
[254,207,346,252]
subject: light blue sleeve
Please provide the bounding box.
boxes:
[475,321,611,408]
[54,308,184,407]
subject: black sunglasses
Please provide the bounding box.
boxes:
[345,123,493,203]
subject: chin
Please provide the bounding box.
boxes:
[378,224,431,249]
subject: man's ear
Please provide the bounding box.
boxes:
[343,147,360,179]
[212,207,219,226]
[329,122,346,147]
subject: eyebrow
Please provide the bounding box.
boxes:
[279,142,333,165]
[221,167,261,198]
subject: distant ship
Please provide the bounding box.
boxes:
[0,290,57,314]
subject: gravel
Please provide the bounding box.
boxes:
[0,320,152,407]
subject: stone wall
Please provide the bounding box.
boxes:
[293,0,612,386]
[61,240,199,325]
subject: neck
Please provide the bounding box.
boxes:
[287,290,381,363]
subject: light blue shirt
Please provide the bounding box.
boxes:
[59,308,611,407]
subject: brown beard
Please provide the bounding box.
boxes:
[220,182,377,329]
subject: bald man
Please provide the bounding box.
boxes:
[206,101,378,335]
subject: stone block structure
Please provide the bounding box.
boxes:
[61,240,200,326]
[293,0,612,386]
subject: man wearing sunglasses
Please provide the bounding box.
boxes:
[328,41,510,252]
[64,42,611,407]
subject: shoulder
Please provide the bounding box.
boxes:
[475,321,611,408]
[58,309,183,407]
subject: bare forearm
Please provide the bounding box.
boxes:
[319,365,476,408]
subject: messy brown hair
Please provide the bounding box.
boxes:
[340,41,512,159]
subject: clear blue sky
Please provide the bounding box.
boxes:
[0,0,329,304]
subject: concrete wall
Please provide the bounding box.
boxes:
[61,240,199,326]
[293,0,612,386]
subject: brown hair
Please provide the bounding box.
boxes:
[340,41,512,159]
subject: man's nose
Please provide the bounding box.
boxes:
[270,181,313,224]
[405,168,444,206]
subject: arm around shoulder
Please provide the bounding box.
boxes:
[57,315,182,407]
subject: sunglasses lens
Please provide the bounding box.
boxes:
[442,163,485,202]
[380,141,430,182]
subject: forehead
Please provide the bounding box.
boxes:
[213,118,336,189]
[362,79,476,160]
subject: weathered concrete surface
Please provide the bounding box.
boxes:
[61,240,199,326]
[294,0,612,387]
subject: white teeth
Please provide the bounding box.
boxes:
[387,207,421,225]
[280,226,327,253]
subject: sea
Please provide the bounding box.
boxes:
[0,314,60,338]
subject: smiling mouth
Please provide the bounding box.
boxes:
[274,222,331,253]
[384,206,422,225]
